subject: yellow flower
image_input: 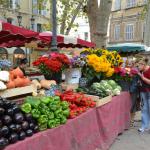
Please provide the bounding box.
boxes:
[106,68,114,77]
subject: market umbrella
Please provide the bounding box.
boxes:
[38,31,95,48]
[107,43,147,52]
[0,21,39,47]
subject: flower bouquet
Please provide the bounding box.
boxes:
[33,52,70,83]
[80,48,123,83]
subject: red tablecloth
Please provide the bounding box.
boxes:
[5,92,131,150]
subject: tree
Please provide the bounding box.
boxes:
[86,0,112,48]
[144,0,150,46]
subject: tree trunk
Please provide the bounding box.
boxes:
[144,3,150,46]
[87,0,112,48]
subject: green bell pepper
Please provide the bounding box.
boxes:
[61,101,69,110]
[54,108,62,118]
[21,103,31,113]
[47,120,56,129]
[49,101,60,111]
[31,109,41,118]
[38,123,47,131]
[25,96,40,108]
[60,116,67,124]
[53,96,60,101]
[38,115,48,124]
[41,97,51,104]
[48,112,54,119]
[62,109,70,117]
[55,118,61,127]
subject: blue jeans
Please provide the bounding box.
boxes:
[140,92,150,129]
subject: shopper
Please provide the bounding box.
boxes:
[129,61,140,127]
[17,58,28,76]
[137,57,150,133]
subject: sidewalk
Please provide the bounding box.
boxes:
[110,111,150,150]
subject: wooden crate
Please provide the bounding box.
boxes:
[86,94,112,107]
[0,84,37,98]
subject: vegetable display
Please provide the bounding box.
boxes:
[58,91,96,119]
[77,80,122,97]
[21,96,70,131]
[0,97,38,149]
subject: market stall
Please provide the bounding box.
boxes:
[4,92,131,150]
[0,21,38,47]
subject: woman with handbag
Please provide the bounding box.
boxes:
[138,57,150,133]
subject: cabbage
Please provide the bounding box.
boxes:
[113,89,121,96]
[116,86,122,91]
[107,80,117,88]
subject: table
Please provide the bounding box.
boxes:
[5,92,131,150]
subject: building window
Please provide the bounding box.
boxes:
[114,25,120,40]
[84,32,88,41]
[126,0,136,8]
[32,0,47,15]
[115,0,121,10]
[125,24,134,40]
[142,22,146,40]
[37,23,42,32]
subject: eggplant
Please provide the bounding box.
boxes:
[0,138,8,149]
[29,123,35,130]
[25,113,33,122]
[6,108,14,116]
[0,108,5,115]
[26,129,33,137]
[1,126,9,136]
[3,101,12,109]
[0,120,3,128]
[3,115,12,125]
[19,131,26,140]
[12,105,20,113]
[15,124,22,133]
[9,124,16,132]
[9,133,18,144]
[14,113,24,123]
[0,100,4,107]
[33,125,39,133]
[21,121,29,131]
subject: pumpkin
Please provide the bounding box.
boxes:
[32,80,41,89]
[40,79,56,89]
[9,72,15,80]
[12,67,24,78]
[14,76,24,87]
[6,80,15,89]
[22,77,31,86]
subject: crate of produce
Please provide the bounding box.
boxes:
[0,85,37,98]
[86,94,112,107]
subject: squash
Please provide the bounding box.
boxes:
[0,81,7,90]
[11,67,24,78]
[9,72,15,80]
[32,80,41,89]
[14,76,24,87]
[22,77,31,86]
[40,79,56,89]
[6,80,15,89]
[0,71,10,82]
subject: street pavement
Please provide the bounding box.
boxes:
[110,111,150,150]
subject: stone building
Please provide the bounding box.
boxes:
[109,0,147,45]
[0,0,51,66]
